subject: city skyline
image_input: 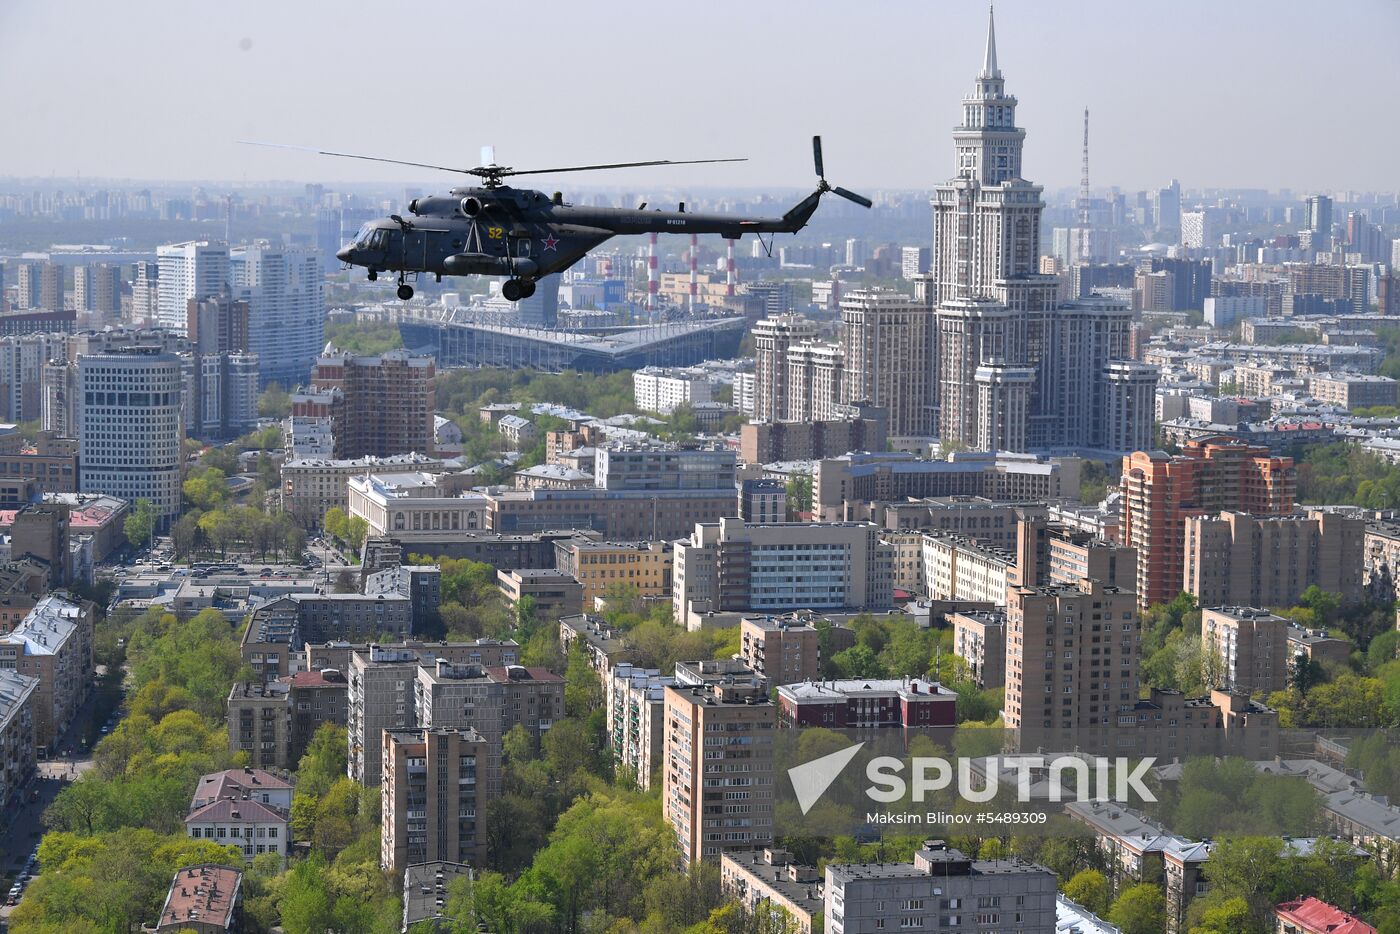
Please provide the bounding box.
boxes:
[2,1,1398,193]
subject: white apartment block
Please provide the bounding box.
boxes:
[157,241,229,332]
[632,367,714,414]
[230,244,325,389]
[77,350,184,520]
[673,518,894,626]
[605,663,672,789]
[0,333,68,423]
[921,532,1015,605]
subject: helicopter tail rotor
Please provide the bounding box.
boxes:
[813,135,873,209]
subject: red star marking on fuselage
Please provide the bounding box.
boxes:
[542,235,560,251]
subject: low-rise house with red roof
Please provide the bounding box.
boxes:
[153,864,242,933]
[1275,897,1377,934]
[191,768,293,813]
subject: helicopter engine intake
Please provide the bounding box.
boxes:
[460,196,484,216]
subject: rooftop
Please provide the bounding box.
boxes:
[827,844,1053,883]
[502,568,579,583]
[285,669,347,689]
[1203,606,1289,622]
[922,531,1017,565]
[951,609,1008,628]
[1275,898,1377,934]
[1057,894,1123,934]
[185,797,287,826]
[283,452,441,470]
[193,768,293,805]
[561,538,669,552]
[778,678,956,704]
[515,464,592,481]
[0,668,39,723]
[720,849,823,919]
[741,614,821,633]
[156,864,242,933]
[1,594,86,656]
[228,681,290,701]
[483,664,563,684]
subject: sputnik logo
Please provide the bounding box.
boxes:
[787,742,865,815]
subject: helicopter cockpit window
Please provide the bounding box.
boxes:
[353,224,375,248]
[369,229,391,251]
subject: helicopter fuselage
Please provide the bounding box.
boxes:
[335,183,824,284]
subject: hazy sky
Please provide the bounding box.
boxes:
[3,0,1398,195]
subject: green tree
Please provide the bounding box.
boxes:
[785,474,813,517]
[346,514,368,551]
[182,467,228,510]
[257,381,292,418]
[1188,895,1257,934]
[1062,869,1112,917]
[11,829,241,933]
[324,505,349,541]
[1198,836,1285,921]
[334,569,357,593]
[829,644,887,678]
[516,593,539,630]
[125,608,245,719]
[1107,883,1166,934]
[297,723,348,798]
[564,646,602,718]
[124,498,157,550]
[170,511,201,559]
[279,854,336,934]
[1077,459,1117,505]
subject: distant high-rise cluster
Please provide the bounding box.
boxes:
[157,241,325,389]
[747,9,1157,454]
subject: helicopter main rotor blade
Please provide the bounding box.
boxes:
[813,136,825,180]
[237,141,476,175]
[832,186,874,208]
[495,157,746,178]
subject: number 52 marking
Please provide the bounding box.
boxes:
[487,226,505,239]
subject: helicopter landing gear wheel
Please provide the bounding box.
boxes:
[397,283,414,301]
[501,279,523,302]
[367,269,378,281]
[518,279,536,299]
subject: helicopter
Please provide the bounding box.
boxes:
[246,136,871,301]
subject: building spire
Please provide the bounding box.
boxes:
[980,5,1001,79]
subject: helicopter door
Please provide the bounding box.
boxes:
[401,227,429,271]
[381,228,405,268]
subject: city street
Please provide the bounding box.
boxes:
[0,679,108,928]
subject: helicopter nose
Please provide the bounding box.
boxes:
[335,246,353,264]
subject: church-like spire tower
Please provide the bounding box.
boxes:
[953,5,1023,187]
[980,4,1000,79]
[931,5,1054,450]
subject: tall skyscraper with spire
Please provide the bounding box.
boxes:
[930,8,1154,454]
